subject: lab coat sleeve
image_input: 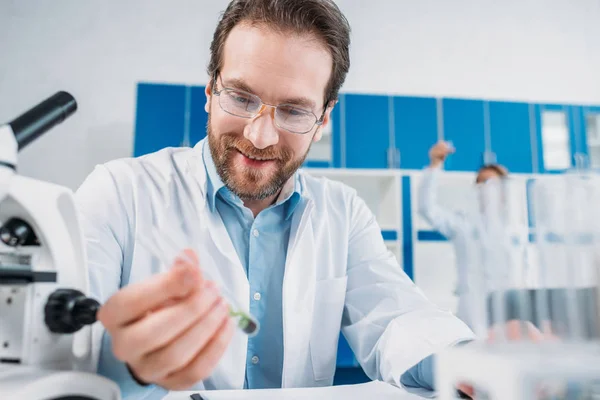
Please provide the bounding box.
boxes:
[417,167,463,239]
[74,163,130,371]
[340,192,475,389]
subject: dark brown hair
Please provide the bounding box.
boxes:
[476,164,509,183]
[207,0,351,108]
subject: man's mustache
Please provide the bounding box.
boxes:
[222,136,291,162]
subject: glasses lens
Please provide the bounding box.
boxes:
[275,105,317,134]
[220,89,261,117]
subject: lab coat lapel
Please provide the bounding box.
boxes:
[181,146,249,389]
[281,187,317,387]
[182,147,246,273]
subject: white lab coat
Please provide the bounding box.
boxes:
[417,167,537,330]
[75,139,474,398]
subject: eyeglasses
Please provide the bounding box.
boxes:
[211,75,327,135]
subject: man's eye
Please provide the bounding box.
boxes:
[280,106,309,117]
[232,93,250,104]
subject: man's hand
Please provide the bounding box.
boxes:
[428,141,455,168]
[97,249,235,390]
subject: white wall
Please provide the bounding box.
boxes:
[0,0,227,189]
[1,0,600,189]
[342,0,600,103]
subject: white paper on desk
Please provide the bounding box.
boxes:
[163,381,443,400]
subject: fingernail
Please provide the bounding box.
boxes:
[174,256,191,266]
[173,257,188,269]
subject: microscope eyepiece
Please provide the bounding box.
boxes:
[9,91,77,151]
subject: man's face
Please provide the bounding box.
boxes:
[205,23,333,201]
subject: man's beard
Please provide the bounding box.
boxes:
[207,119,311,201]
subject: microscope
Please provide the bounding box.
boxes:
[0,92,120,399]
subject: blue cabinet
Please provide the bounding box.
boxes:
[394,96,438,170]
[441,99,486,171]
[331,95,344,168]
[134,83,208,156]
[134,83,187,157]
[489,101,534,173]
[568,106,585,157]
[336,334,358,367]
[189,86,208,146]
[133,83,600,174]
[344,94,390,169]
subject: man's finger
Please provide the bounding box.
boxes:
[111,281,220,361]
[99,259,202,329]
[135,297,230,382]
[158,317,236,390]
[176,248,199,266]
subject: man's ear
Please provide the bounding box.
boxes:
[204,81,212,114]
[313,100,336,142]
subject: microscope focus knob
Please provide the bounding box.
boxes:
[44,289,100,334]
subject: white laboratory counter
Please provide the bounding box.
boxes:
[163,381,439,400]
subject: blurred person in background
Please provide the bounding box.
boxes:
[418,140,510,329]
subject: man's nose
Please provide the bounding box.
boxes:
[244,104,280,149]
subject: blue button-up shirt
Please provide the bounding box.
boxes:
[202,142,435,390]
[203,142,301,388]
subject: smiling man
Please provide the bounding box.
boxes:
[75,1,475,398]
[205,15,336,215]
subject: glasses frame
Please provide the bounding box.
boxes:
[211,73,328,135]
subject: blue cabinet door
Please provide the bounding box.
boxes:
[331,96,343,168]
[134,83,186,157]
[441,98,486,171]
[394,96,438,170]
[344,94,390,169]
[489,101,534,173]
[336,333,358,367]
[190,85,208,146]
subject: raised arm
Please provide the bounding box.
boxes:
[417,141,464,239]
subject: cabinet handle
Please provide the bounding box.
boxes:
[387,148,395,168]
[387,148,401,168]
[483,151,497,165]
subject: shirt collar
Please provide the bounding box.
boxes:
[202,139,302,220]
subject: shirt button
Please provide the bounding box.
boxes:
[252,229,260,237]
[253,292,261,301]
[251,355,259,364]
